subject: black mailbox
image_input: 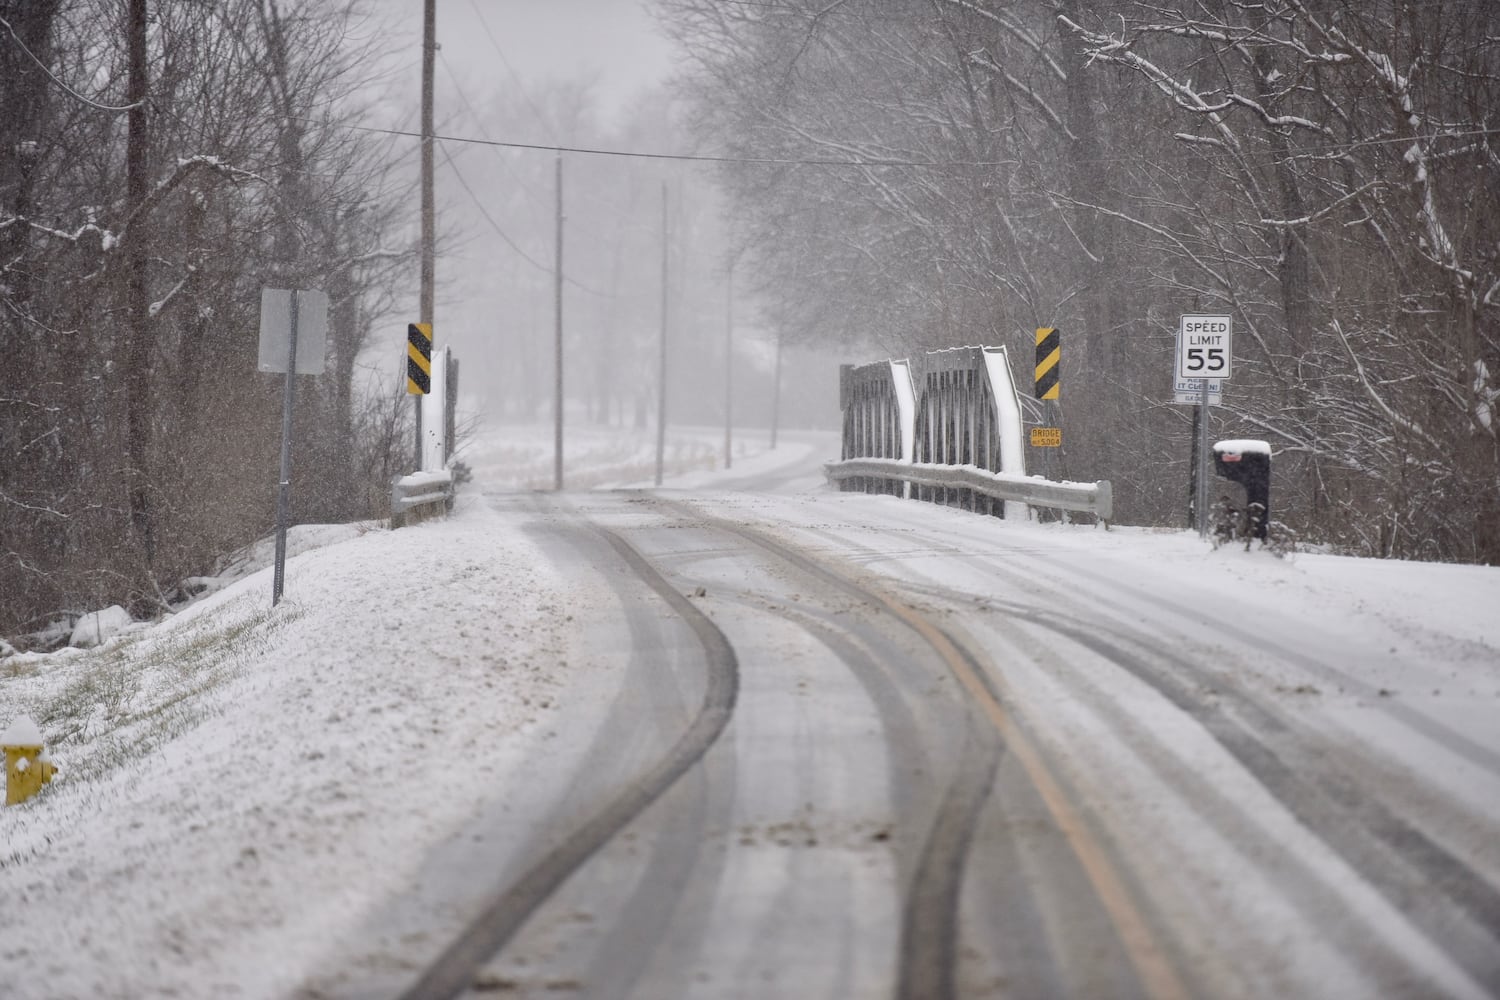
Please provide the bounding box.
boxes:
[1212,440,1271,540]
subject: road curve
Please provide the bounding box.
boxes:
[377,490,1189,1000]
[302,443,1500,999]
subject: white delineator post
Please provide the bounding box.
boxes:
[420,346,448,472]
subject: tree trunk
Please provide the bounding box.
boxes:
[124,0,155,583]
[0,0,60,304]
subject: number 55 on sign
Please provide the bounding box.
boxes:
[1177,314,1232,382]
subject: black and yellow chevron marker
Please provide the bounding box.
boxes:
[1034,327,1060,400]
[407,322,432,395]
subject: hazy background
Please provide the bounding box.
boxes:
[364,0,843,438]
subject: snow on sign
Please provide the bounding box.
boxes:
[1177,314,1232,382]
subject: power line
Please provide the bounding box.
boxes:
[709,0,922,22]
[437,49,548,203]
[435,49,630,258]
[467,0,559,145]
[298,115,1500,170]
[438,140,609,297]
[710,0,1500,19]
[0,14,142,113]
[296,117,1019,167]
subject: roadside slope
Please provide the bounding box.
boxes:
[0,500,575,999]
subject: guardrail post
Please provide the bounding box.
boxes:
[390,469,454,528]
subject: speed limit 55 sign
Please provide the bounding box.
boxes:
[1177,314,1232,381]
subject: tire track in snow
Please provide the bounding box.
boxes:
[901,572,1500,997]
[395,526,738,1000]
[662,500,1187,1000]
[1029,607,1500,995]
[795,509,1500,991]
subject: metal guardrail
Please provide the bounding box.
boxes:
[391,469,453,527]
[825,458,1113,524]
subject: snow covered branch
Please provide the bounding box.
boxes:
[147,268,194,319]
[1258,181,1384,228]
[1331,319,1445,455]
[0,489,70,520]
[118,155,269,243]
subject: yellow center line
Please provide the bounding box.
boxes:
[886,598,1192,1000]
[701,512,1188,998]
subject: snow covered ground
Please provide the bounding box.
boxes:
[0,424,815,999]
[2,421,1498,998]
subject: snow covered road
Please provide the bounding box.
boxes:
[3,428,1499,999]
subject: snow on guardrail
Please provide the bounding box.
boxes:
[391,469,453,526]
[824,458,1112,524]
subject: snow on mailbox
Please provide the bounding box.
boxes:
[1213,439,1272,541]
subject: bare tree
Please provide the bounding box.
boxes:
[663,0,1500,559]
[0,0,418,640]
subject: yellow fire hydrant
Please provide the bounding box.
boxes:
[3,714,56,806]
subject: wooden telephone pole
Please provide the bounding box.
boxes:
[655,182,668,486]
[553,153,564,490]
[418,0,435,469]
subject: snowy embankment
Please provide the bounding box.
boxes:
[0,509,576,997]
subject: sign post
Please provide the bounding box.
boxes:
[258,287,328,606]
[1177,314,1232,538]
[273,293,299,606]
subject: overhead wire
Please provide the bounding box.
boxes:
[438,140,610,296]
[434,48,614,295]
[0,14,142,113]
[709,0,1500,19]
[294,117,1022,166]
[467,0,561,146]
[299,116,1500,170]
[436,48,547,202]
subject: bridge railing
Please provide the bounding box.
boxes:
[824,458,1112,523]
[832,345,1112,525]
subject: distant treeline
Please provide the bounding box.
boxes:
[664,0,1500,562]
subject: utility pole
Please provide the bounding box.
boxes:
[418,0,435,471]
[553,152,564,490]
[724,259,733,470]
[770,331,783,449]
[654,181,669,487]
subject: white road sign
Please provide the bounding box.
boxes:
[258,288,328,375]
[1172,377,1221,406]
[1177,314,1232,381]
